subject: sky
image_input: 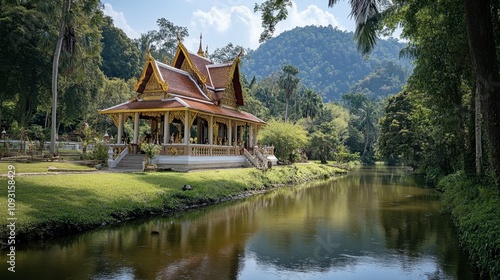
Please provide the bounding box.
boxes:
[102,0,357,52]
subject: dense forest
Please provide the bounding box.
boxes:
[241,25,412,101]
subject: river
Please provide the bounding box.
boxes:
[1,166,473,279]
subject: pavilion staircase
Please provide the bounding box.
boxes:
[243,148,270,170]
[115,154,145,171]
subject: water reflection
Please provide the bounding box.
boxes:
[1,166,472,279]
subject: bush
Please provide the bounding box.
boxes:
[440,172,500,279]
[140,143,161,164]
[259,119,308,163]
[91,141,109,162]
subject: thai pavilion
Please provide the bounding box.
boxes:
[99,37,276,171]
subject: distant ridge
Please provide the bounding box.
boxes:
[241,25,412,101]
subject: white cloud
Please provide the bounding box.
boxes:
[191,2,345,50]
[192,7,232,32]
[191,5,263,49]
[275,2,345,35]
[103,3,140,39]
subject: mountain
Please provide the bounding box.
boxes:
[241,25,413,101]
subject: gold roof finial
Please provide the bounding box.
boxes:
[145,40,153,60]
[176,32,182,42]
[197,33,205,57]
[205,45,209,57]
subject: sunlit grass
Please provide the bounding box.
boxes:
[0,162,95,174]
[0,163,345,243]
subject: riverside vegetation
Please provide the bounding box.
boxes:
[0,163,346,246]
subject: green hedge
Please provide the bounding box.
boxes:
[440,172,500,279]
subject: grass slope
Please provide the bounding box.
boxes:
[0,163,345,245]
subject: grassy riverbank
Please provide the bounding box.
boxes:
[439,172,500,279]
[0,163,346,246]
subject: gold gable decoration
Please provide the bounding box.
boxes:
[221,81,237,108]
[134,54,168,93]
[172,42,207,84]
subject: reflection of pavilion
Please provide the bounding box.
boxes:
[100,37,276,170]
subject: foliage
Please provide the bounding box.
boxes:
[258,120,308,163]
[278,65,300,121]
[140,142,161,164]
[138,18,189,64]
[241,25,412,101]
[377,90,428,166]
[332,145,361,163]
[440,172,500,279]
[306,103,350,163]
[209,42,247,64]
[0,2,52,127]
[342,93,381,164]
[91,141,109,162]
[100,16,141,80]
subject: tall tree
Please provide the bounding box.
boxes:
[209,43,246,64]
[146,18,188,63]
[463,0,500,186]
[0,2,52,129]
[100,16,141,80]
[302,89,323,120]
[50,0,71,154]
[278,65,299,121]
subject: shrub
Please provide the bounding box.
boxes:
[140,143,161,164]
[440,172,500,279]
[91,141,109,162]
[258,119,308,163]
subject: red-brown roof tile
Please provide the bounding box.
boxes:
[182,99,265,124]
[156,63,210,101]
[187,52,213,85]
[100,99,186,113]
[100,97,264,124]
[208,64,232,88]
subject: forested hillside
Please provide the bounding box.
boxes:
[241,25,412,101]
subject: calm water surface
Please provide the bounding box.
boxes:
[1,166,473,279]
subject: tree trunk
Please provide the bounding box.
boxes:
[475,83,483,175]
[284,98,289,122]
[464,0,500,187]
[50,0,71,154]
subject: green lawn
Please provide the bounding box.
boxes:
[0,163,346,244]
[0,161,95,174]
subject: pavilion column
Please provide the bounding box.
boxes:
[133,112,139,144]
[117,113,123,144]
[132,112,140,153]
[183,111,189,144]
[233,123,237,146]
[254,126,259,147]
[239,126,243,144]
[228,120,232,146]
[208,116,213,145]
[249,124,253,148]
[197,118,202,144]
[163,111,169,145]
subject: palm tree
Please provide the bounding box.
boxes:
[278,65,299,122]
[358,101,377,159]
[302,89,323,120]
